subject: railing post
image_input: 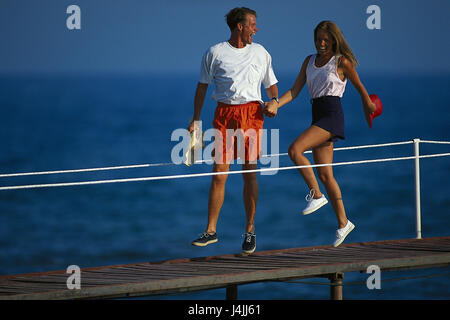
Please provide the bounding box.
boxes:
[414,138,422,239]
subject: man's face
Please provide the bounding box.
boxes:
[240,14,258,45]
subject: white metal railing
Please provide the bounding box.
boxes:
[1,138,449,238]
[414,139,422,239]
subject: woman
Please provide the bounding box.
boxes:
[264,20,376,247]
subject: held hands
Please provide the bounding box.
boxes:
[263,100,279,118]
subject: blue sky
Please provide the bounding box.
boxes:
[1,0,449,75]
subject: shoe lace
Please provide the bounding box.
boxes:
[305,189,315,202]
[242,232,255,243]
[199,232,212,239]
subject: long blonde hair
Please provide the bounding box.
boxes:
[314,21,358,67]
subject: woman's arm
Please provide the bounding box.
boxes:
[339,57,377,126]
[264,55,311,117]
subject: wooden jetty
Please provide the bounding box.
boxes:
[1,236,449,300]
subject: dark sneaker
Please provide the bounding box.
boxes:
[242,232,256,254]
[191,232,218,247]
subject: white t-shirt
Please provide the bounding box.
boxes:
[199,41,278,105]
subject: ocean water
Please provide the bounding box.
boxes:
[0,72,449,300]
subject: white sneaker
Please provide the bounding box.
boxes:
[333,220,355,247]
[302,190,328,215]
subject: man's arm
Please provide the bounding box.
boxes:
[265,84,279,100]
[188,82,208,132]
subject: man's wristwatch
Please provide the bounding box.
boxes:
[271,97,279,103]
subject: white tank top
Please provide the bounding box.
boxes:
[306,54,347,99]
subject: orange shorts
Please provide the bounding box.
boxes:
[212,101,264,164]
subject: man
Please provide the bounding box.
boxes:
[189,7,278,254]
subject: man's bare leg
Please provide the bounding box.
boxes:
[205,163,230,234]
[242,162,258,233]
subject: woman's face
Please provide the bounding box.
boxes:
[315,29,335,56]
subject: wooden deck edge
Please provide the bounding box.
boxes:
[2,252,450,300]
[2,236,449,281]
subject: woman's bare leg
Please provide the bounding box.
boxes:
[313,141,348,229]
[288,125,332,198]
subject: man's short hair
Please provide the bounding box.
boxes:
[225,7,257,31]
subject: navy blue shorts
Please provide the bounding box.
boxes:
[310,96,345,142]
